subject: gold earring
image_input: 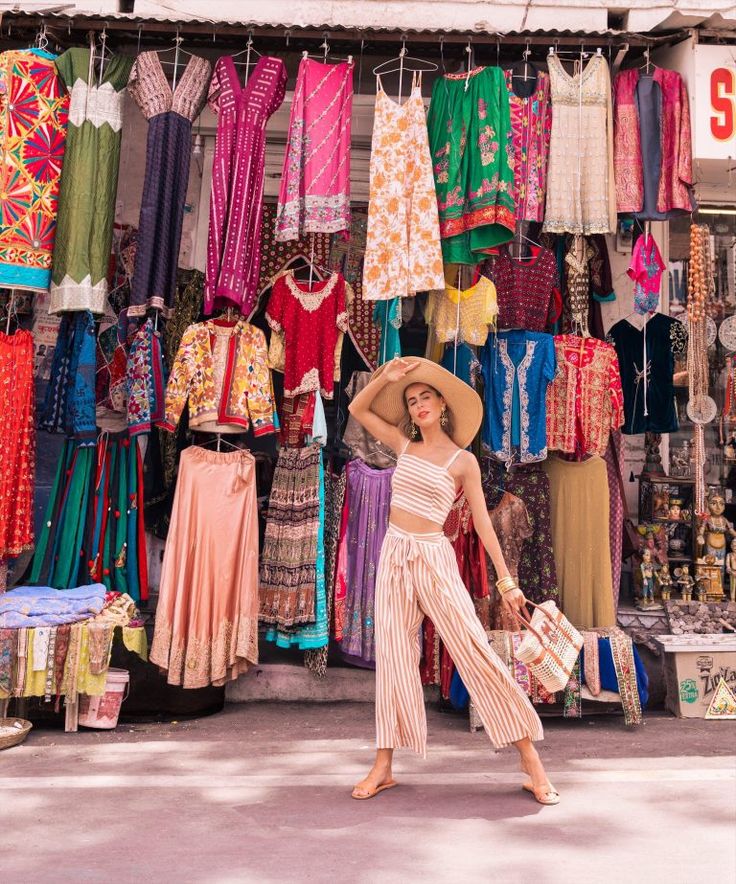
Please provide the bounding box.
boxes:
[440,408,448,428]
[410,421,418,439]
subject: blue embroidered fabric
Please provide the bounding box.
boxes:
[480,330,556,464]
[40,310,97,443]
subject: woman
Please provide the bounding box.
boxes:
[348,356,559,806]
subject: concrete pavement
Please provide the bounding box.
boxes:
[1,703,734,883]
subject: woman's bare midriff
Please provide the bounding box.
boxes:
[389,505,445,535]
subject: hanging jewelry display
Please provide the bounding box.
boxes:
[687,224,715,514]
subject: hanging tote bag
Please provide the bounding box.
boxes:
[514,600,584,692]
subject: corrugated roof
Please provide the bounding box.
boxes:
[0,8,684,45]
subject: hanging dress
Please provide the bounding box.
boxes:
[0,48,68,292]
[205,55,287,316]
[275,56,353,240]
[0,330,35,559]
[127,51,211,318]
[543,54,616,236]
[504,66,553,223]
[362,72,444,301]
[427,66,515,264]
[49,47,132,314]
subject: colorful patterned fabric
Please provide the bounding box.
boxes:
[427,66,515,264]
[40,310,97,442]
[340,459,394,666]
[0,330,35,558]
[276,57,353,240]
[161,319,275,434]
[127,51,211,317]
[259,445,322,627]
[0,49,69,291]
[504,67,553,223]
[480,330,556,465]
[205,56,287,315]
[614,68,694,216]
[264,457,328,650]
[362,73,444,302]
[49,48,132,314]
[481,459,560,606]
[546,335,624,458]
[305,468,346,677]
[126,318,166,436]
[265,271,348,399]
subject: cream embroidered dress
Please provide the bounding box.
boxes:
[543,54,616,235]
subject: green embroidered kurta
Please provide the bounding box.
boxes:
[49,48,132,315]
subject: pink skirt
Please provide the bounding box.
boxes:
[150,446,259,688]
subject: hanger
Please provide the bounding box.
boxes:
[3,290,18,335]
[32,24,49,52]
[157,29,196,91]
[302,34,353,65]
[638,46,657,74]
[510,41,534,82]
[195,433,243,453]
[213,306,242,326]
[291,234,332,291]
[230,30,261,86]
[509,227,543,260]
[373,36,437,102]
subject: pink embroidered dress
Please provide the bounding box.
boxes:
[205,56,286,316]
[275,56,353,240]
[504,67,553,223]
[265,271,348,398]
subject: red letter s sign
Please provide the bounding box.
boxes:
[711,67,736,141]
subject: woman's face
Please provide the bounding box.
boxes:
[405,383,445,431]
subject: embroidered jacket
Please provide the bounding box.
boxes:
[160,319,276,434]
[546,336,624,457]
[613,68,693,215]
[480,330,556,465]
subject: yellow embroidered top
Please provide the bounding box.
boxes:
[427,276,498,345]
[161,320,276,435]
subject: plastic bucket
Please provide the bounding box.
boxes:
[78,668,130,729]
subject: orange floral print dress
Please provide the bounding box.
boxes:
[363,73,445,301]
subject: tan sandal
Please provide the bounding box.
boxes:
[351,780,398,800]
[522,781,560,806]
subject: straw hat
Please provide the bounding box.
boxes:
[370,356,483,449]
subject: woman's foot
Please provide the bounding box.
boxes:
[351,762,397,800]
[520,748,560,806]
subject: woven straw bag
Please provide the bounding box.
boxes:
[514,600,583,693]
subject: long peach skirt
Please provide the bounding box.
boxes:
[151,446,259,688]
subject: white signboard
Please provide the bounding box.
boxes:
[695,44,736,160]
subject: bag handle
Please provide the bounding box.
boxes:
[510,600,578,648]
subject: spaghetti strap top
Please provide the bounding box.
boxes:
[390,440,464,525]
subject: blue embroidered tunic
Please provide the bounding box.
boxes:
[480,330,556,464]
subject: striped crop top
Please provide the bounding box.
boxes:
[390,441,464,526]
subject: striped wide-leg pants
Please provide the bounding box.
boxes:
[375,525,544,757]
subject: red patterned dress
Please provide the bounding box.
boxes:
[0,330,35,558]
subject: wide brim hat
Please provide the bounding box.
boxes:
[370,356,483,449]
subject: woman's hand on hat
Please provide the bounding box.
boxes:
[502,587,531,622]
[383,357,419,384]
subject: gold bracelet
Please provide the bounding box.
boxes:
[496,576,517,595]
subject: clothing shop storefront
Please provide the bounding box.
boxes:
[0,6,732,732]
